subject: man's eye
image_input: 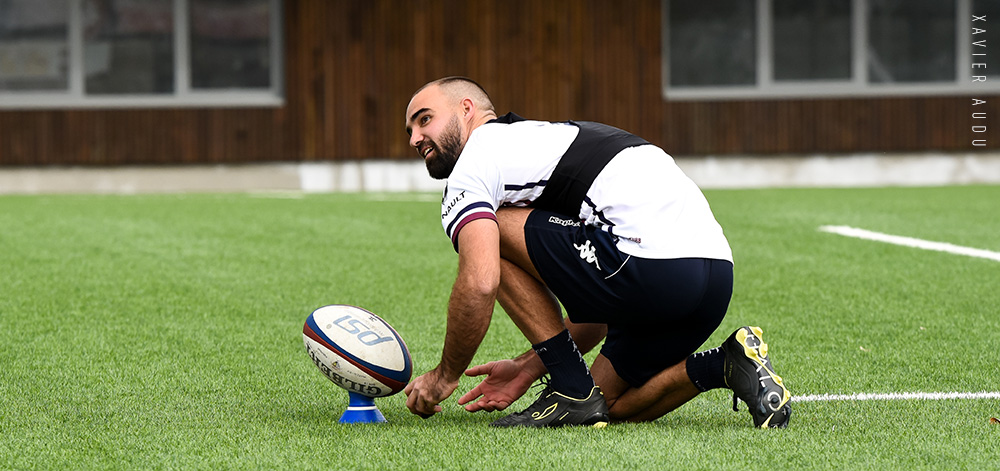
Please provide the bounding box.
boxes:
[421,115,431,124]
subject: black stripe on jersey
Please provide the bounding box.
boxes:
[584,196,615,229]
[504,180,548,191]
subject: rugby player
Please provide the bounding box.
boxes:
[402,77,790,428]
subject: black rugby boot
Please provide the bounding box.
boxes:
[722,326,792,428]
[490,383,609,428]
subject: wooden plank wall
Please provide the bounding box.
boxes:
[0,0,996,166]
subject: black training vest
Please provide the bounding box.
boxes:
[489,112,650,217]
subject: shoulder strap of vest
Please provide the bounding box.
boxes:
[488,112,527,124]
[531,121,650,217]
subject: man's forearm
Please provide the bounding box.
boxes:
[437,272,498,381]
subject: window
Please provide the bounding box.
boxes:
[868,0,955,83]
[190,0,273,89]
[663,0,1000,99]
[773,0,851,82]
[668,0,756,87]
[0,0,69,91]
[83,0,176,94]
[0,0,282,108]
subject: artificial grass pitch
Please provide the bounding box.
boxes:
[1,186,998,470]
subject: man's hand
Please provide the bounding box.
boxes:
[404,367,459,418]
[457,359,538,412]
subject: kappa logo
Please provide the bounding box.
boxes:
[548,216,581,227]
[574,240,600,270]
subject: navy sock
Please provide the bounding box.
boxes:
[686,346,727,392]
[532,329,595,399]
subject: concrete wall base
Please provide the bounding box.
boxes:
[1,152,998,195]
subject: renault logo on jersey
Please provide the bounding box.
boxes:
[442,190,467,219]
[574,240,600,270]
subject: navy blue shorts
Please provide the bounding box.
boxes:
[523,209,733,387]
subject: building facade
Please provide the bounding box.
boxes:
[1,0,997,166]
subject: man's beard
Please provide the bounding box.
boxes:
[424,115,463,180]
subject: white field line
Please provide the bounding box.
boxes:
[818,225,1000,262]
[793,391,1000,402]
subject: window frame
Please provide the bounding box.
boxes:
[662,0,1000,100]
[0,0,283,109]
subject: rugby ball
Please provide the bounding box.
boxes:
[303,305,413,397]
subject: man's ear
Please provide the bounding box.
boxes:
[461,97,475,118]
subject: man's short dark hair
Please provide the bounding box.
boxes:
[416,77,495,113]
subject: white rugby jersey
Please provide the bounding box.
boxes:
[440,118,733,262]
